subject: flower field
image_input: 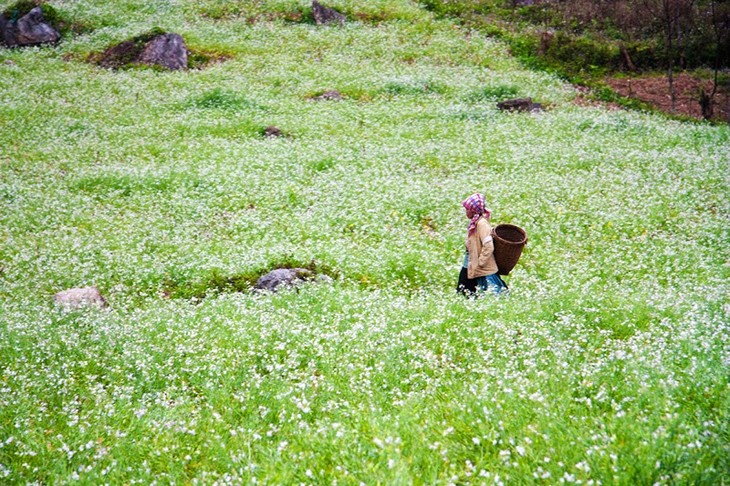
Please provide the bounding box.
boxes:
[1,0,728,483]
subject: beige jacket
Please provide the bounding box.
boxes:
[467,217,498,278]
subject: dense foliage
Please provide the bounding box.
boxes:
[420,0,730,76]
[1,0,729,483]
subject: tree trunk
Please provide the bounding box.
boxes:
[667,61,676,113]
[676,21,686,69]
[620,44,636,71]
[709,0,720,110]
[699,87,713,120]
[664,0,677,112]
[538,31,553,55]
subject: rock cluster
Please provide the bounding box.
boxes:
[0,6,60,47]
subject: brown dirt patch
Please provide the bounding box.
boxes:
[91,40,142,69]
[605,73,730,122]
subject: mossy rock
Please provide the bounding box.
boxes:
[1,1,60,47]
[90,28,229,71]
[1,0,90,38]
[90,28,166,69]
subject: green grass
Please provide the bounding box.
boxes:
[0,0,729,483]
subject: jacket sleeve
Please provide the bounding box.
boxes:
[477,220,494,265]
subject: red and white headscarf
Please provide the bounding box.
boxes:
[462,193,490,235]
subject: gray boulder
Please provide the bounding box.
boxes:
[137,33,188,70]
[255,268,314,292]
[54,286,107,309]
[312,1,345,26]
[0,7,60,48]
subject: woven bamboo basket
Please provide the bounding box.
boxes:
[492,224,527,275]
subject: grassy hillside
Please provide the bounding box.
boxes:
[1,0,728,483]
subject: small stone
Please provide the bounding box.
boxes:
[497,97,533,112]
[497,97,542,112]
[3,59,15,65]
[312,1,346,26]
[312,89,343,101]
[264,126,283,137]
[54,286,107,309]
[254,268,314,292]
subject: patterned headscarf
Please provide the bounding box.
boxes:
[462,193,490,235]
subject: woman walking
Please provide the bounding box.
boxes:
[457,193,508,296]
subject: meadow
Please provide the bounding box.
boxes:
[0,0,728,483]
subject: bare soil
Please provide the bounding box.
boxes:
[605,73,730,122]
[91,40,143,69]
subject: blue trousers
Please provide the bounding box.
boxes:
[457,267,509,296]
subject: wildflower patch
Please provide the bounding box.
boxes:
[0,0,728,483]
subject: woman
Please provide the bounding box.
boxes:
[457,193,508,296]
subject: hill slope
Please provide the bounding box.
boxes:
[1,0,728,483]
